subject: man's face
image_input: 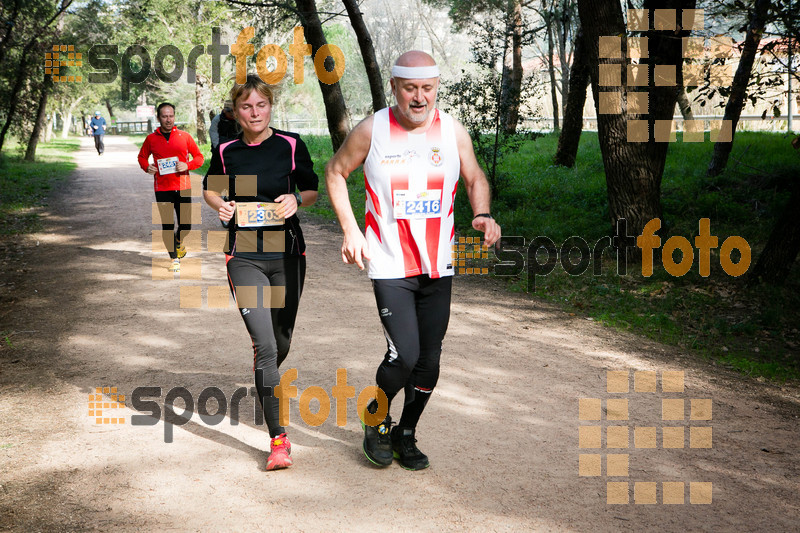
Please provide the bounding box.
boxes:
[391,76,439,126]
[158,107,175,131]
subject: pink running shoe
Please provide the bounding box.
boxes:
[266,433,293,471]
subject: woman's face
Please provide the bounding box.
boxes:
[234,90,272,139]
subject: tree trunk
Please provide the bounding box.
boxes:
[750,183,800,283]
[675,86,694,119]
[0,0,72,152]
[547,14,560,132]
[1,0,71,69]
[195,73,208,145]
[557,1,571,118]
[105,100,114,123]
[295,0,350,152]
[62,95,85,138]
[0,50,33,153]
[0,0,21,68]
[415,0,451,71]
[641,0,694,196]
[577,0,695,261]
[707,0,770,177]
[554,26,589,167]
[501,0,523,133]
[25,79,52,161]
[44,111,56,143]
[341,0,386,113]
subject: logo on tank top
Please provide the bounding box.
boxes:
[380,153,406,165]
[429,147,443,167]
[379,150,420,166]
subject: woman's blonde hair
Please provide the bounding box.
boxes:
[230,74,275,107]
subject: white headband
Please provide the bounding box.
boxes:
[391,65,440,79]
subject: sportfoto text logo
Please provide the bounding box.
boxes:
[109,369,389,443]
[490,218,750,291]
[69,26,344,98]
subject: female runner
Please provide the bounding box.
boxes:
[203,74,319,470]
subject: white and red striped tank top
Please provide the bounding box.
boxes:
[363,107,460,279]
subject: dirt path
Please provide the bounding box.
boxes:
[1,136,798,532]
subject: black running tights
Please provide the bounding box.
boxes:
[371,275,452,429]
[154,190,192,259]
[226,254,305,437]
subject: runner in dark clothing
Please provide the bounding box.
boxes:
[209,101,240,151]
[90,111,106,155]
[203,74,319,471]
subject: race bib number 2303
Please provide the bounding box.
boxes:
[236,202,284,227]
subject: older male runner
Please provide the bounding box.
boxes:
[326,51,501,470]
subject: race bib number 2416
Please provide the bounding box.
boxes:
[393,190,442,220]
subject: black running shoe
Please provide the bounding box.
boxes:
[391,426,430,471]
[361,410,393,467]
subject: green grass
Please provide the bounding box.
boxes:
[0,138,80,235]
[520,260,799,381]
[485,131,800,382]
[458,131,798,244]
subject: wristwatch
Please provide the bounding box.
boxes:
[473,213,492,219]
[293,191,303,206]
